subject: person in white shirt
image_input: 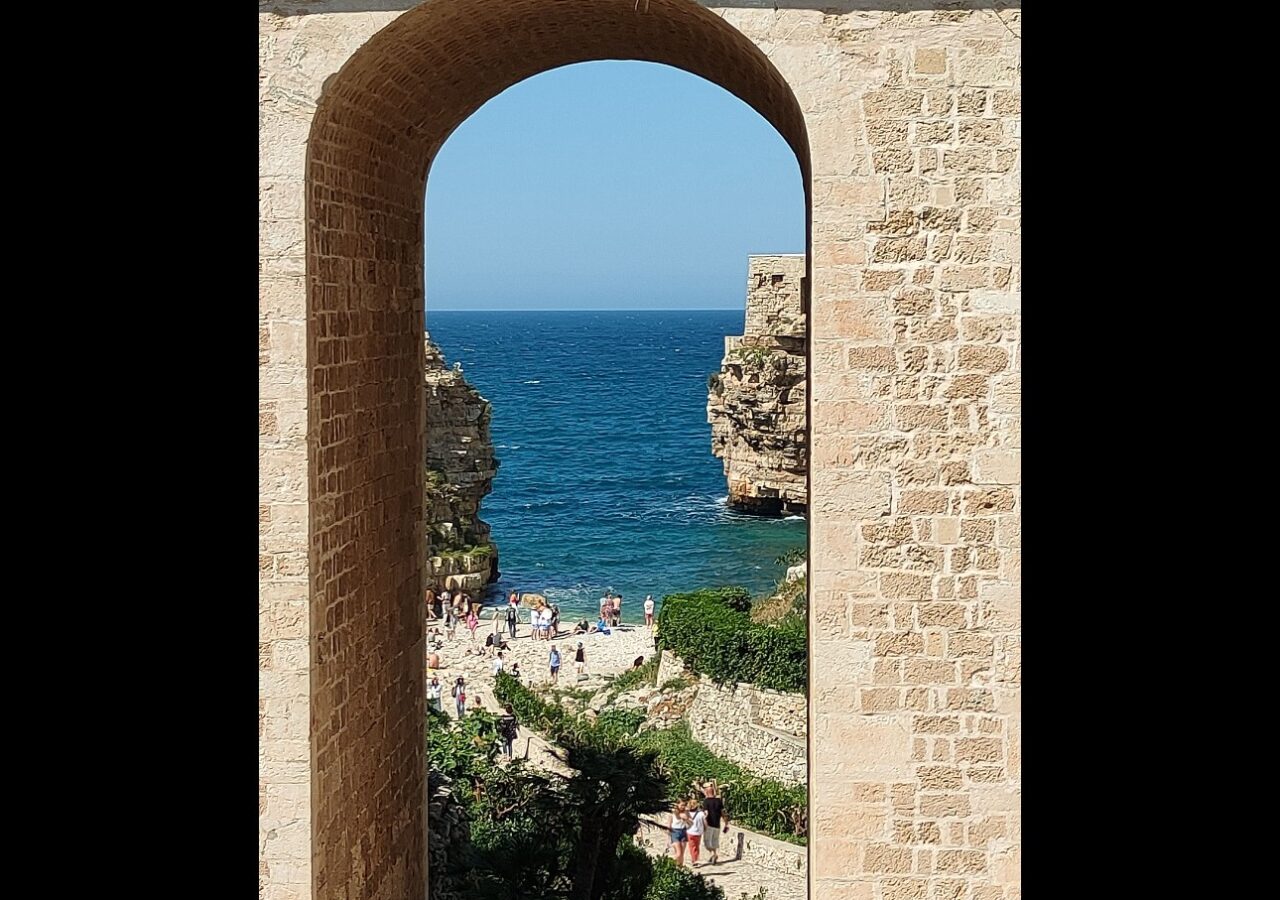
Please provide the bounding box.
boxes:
[644,595,655,627]
[426,676,443,713]
[687,801,707,866]
[492,652,505,676]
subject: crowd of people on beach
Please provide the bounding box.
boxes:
[424,586,659,711]
[425,587,658,648]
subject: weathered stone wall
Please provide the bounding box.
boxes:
[688,679,807,786]
[708,254,808,516]
[660,650,806,785]
[259,3,1021,899]
[423,335,499,592]
[752,684,806,738]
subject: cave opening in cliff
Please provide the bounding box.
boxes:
[304,2,813,897]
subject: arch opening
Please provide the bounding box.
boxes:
[305,2,813,896]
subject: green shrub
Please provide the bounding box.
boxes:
[774,547,806,568]
[644,856,726,900]
[427,706,500,793]
[656,588,807,694]
[494,672,643,750]
[633,723,807,843]
[594,707,649,745]
[494,672,574,739]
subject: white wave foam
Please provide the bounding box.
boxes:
[523,380,541,385]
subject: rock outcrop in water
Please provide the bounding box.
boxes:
[707,255,808,517]
[424,334,499,592]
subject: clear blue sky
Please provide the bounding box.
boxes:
[425,61,804,311]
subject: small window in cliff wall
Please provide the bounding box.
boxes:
[771,273,784,285]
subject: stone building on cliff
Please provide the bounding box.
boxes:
[424,335,499,592]
[708,254,807,516]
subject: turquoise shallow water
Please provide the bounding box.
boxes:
[425,310,806,621]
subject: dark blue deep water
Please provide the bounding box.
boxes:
[424,310,805,621]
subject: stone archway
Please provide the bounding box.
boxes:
[303,2,810,897]
[262,3,1021,899]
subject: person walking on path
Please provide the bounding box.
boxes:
[549,644,562,685]
[427,675,443,713]
[452,676,467,718]
[669,801,691,867]
[466,608,480,644]
[497,704,519,758]
[574,641,587,678]
[687,799,707,866]
[492,651,505,677]
[700,781,729,865]
[506,601,519,640]
[644,595,655,627]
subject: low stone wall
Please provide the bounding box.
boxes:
[751,690,804,739]
[656,649,686,687]
[660,651,807,785]
[736,827,807,877]
[635,819,806,879]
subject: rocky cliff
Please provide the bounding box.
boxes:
[707,255,807,516]
[424,335,499,592]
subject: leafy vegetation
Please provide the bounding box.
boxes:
[644,856,727,900]
[657,676,694,693]
[750,575,807,626]
[428,705,500,783]
[434,543,495,560]
[729,345,776,370]
[656,588,807,694]
[605,655,660,699]
[773,547,806,568]
[632,722,807,844]
[429,697,727,900]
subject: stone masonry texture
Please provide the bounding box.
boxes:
[708,254,808,516]
[259,2,1021,899]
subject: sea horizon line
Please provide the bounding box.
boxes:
[425,307,743,313]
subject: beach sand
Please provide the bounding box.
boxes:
[426,615,654,710]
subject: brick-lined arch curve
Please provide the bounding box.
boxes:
[304,1,811,896]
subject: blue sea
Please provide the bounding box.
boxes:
[424,309,806,621]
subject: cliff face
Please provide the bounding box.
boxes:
[424,335,499,592]
[707,255,807,517]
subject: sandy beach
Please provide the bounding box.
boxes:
[426,613,654,710]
